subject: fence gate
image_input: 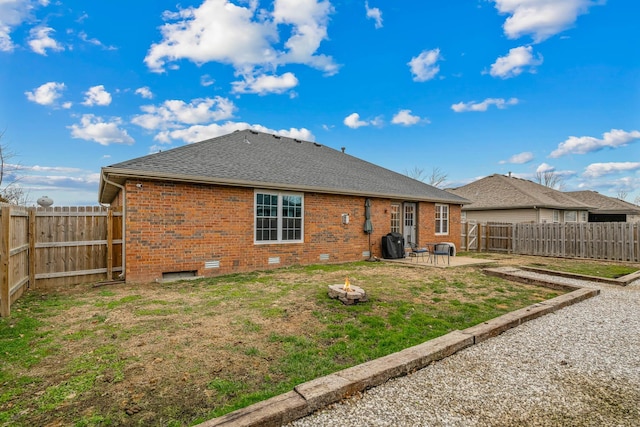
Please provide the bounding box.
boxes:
[1,205,123,317]
[462,221,478,251]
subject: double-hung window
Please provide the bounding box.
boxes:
[435,204,449,235]
[255,191,303,243]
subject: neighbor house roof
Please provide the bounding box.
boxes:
[446,174,593,211]
[99,130,468,205]
[564,190,640,215]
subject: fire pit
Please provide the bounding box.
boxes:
[328,277,368,305]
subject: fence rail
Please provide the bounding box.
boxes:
[0,205,122,317]
[462,221,640,262]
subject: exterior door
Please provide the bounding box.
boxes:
[404,203,416,247]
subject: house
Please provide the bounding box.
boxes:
[446,173,593,224]
[99,130,467,283]
[564,190,640,223]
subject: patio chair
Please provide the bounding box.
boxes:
[407,242,430,263]
[432,243,450,265]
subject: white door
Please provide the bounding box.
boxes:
[404,203,416,247]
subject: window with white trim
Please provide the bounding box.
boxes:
[390,204,401,233]
[435,204,449,235]
[553,210,560,223]
[255,191,303,243]
[564,210,577,223]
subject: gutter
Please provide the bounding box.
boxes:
[100,171,126,280]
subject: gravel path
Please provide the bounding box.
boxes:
[289,273,640,426]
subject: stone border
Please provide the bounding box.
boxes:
[519,265,640,286]
[196,277,600,427]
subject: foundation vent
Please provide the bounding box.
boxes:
[362,251,371,257]
[161,270,197,282]
[268,256,281,265]
[319,254,330,261]
[205,260,220,269]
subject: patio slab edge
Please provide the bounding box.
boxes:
[196,281,599,427]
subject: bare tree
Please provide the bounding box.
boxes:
[534,170,564,190]
[404,166,426,182]
[427,167,448,188]
[0,130,28,205]
[405,166,448,188]
[616,189,628,200]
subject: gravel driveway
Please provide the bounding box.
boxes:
[289,273,640,426]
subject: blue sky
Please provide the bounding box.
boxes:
[1,0,639,206]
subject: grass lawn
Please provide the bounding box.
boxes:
[459,252,639,279]
[0,259,566,426]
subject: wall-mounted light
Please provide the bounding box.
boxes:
[341,213,350,224]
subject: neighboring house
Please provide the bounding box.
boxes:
[99,130,467,283]
[446,174,593,224]
[564,190,640,223]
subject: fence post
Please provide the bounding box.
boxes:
[107,208,113,281]
[1,205,11,317]
[28,208,36,289]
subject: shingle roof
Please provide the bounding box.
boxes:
[99,130,467,205]
[446,174,593,211]
[564,190,640,215]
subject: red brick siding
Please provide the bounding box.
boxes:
[120,179,461,283]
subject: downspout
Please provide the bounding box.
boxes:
[100,171,126,280]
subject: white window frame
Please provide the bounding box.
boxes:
[580,211,588,222]
[564,210,577,223]
[254,190,304,244]
[390,203,401,233]
[435,204,449,235]
[553,210,560,223]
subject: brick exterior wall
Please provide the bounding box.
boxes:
[121,179,462,283]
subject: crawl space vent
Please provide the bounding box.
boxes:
[162,271,197,282]
[268,256,281,265]
[362,251,371,257]
[319,254,330,261]
[205,260,220,269]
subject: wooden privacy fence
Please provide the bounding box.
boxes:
[512,222,639,262]
[461,221,640,262]
[0,205,123,317]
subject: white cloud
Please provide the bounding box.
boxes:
[131,97,237,131]
[82,85,112,106]
[500,151,534,164]
[232,72,299,95]
[536,162,555,173]
[155,121,314,144]
[25,81,65,106]
[408,48,442,82]
[343,113,369,129]
[583,162,640,178]
[550,129,640,158]
[451,97,519,112]
[78,30,116,50]
[135,86,154,99]
[200,74,215,87]
[28,26,64,55]
[365,1,383,29]
[0,0,48,52]
[391,109,422,126]
[144,0,337,79]
[69,114,134,146]
[491,0,604,43]
[489,46,543,79]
